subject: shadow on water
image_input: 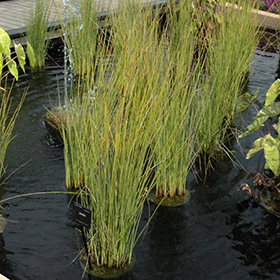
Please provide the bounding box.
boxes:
[227,208,280,279]
[0,44,279,279]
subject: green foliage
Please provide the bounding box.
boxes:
[59,0,267,273]
[14,42,26,73]
[61,0,203,270]
[246,135,269,159]
[0,85,25,180]
[265,78,280,106]
[5,55,18,81]
[239,115,268,138]
[60,0,100,75]
[0,28,35,80]
[195,0,261,156]
[239,79,280,176]
[256,102,280,119]
[61,3,157,268]
[264,135,280,176]
[27,42,36,69]
[0,28,22,80]
[235,91,257,113]
[152,0,202,198]
[0,28,32,180]
[191,0,219,41]
[25,0,54,69]
[0,28,10,55]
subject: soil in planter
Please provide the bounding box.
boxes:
[80,253,135,279]
[148,190,191,207]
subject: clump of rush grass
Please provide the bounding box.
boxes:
[60,0,101,76]
[61,0,195,273]
[60,0,264,271]
[25,0,54,70]
[195,0,261,168]
[0,83,25,180]
[150,0,205,203]
[62,75,97,189]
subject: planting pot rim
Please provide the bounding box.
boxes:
[148,190,191,207]
[80,253,135,279]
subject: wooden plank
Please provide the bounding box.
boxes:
[215,2,280,30]
[1,0,280,45]
[0,0,169,41]
[254,8,280,30]
[0,0,65,38]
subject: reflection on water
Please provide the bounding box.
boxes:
[227,210,280,279]
[0,45,279,279]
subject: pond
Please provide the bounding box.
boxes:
[0,42,279,280]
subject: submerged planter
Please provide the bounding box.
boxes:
[253,185,280,218]
[44,107,68,144]
[148,190,191,207]
[80,253,135,279]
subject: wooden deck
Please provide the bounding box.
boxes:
[0,0,161,44]
[0,0,279,43]
[0,0,65,38]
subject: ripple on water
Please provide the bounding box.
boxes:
[1,48,280,279]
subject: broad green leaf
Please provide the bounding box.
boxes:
[216,13,224,24]
[6,56,18,81]
[253,89,258,99]
[0,56,3,78]
[235,92,255,113]
[14,41,26,73]
[0,27,11,55]
[264,162,269,170]
[246,135,269,159]
[276,135,280,153]
[239,115,268,138]
[254,103,280,119]
[27,42,35,69]
[265,79,280,106]
[264,135,280,176]
[0,215,7,233]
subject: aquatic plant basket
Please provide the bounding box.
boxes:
[253,185,280,218]
[148,190,191,207]
[80,253,135,279]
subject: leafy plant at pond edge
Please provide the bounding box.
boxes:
[25,0,54,70]
[0,28,35,81]
[0,28,34,180]
[239,79,280,196]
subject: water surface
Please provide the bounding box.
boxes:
[0,46,279,280]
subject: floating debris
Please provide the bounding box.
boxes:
[238,183,252,197]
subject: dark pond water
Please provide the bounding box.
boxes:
[0,43,279,280]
